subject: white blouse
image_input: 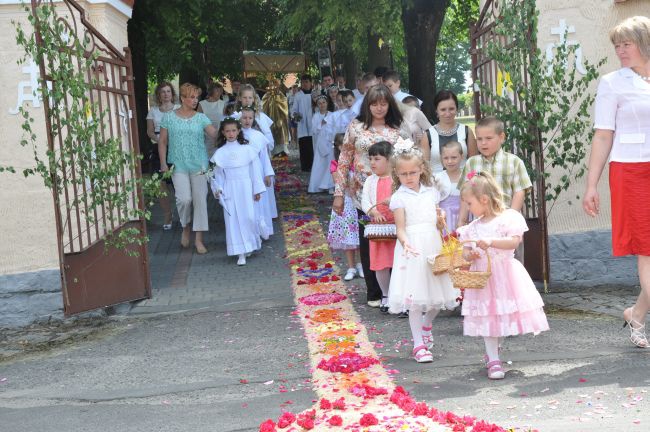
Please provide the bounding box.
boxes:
[146,104,180,133]
[594,68,650,162]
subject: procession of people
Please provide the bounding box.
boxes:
[146,15,650,370]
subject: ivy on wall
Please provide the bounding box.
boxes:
[7,3,163,253]
[479,0,605,214]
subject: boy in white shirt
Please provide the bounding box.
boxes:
[382,70,422,106]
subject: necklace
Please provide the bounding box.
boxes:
[434,123,459,136]
[176,108,196,119]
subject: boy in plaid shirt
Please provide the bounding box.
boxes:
[457,116,532,226]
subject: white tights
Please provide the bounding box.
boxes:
[376,269,390,304]
[484,337,501,362]
[409,307,440,348]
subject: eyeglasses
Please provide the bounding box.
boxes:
[397,170,421,178]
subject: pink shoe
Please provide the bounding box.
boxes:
[486,360,505,380]
[483,346,502,366]
[422,326,433,349]
[413,345,433,363]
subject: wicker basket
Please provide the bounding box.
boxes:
[428,222,469,275]
[448,240,491,289]
[364,221,397,242]
[363,201,396,242]
[429,252,468,275]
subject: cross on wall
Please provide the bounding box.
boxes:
[545,18,587,75]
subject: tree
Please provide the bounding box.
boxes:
[132,0,286,86]
[435,0,479,98]
[277,0,405,80]
[401,0,449,119]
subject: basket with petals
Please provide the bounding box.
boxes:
[447,240,491,289]
[428,221,469,275]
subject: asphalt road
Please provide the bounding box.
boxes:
[1,296,649,432]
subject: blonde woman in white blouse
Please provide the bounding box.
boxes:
[583,16,650,348]
[146,81,180,230]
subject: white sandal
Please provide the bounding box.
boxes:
[413,345,433,363]
[422,326,434,350]
[624,307,648,348]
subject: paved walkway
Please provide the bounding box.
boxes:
[131,168,642,321]
[309,188,642,321]
[544,285,639,318]
[130,196,292,315]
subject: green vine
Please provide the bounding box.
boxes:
[478,0,605,215]
[8,3,163,255]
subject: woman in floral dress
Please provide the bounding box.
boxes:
[332,85,417,307]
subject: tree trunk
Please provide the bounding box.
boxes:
[342,50,358,90]
[401,0,449,120]
[179,67,203,89]
[127,0,150,164]
[367,31,391,73]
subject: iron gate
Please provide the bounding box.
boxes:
[32,0,151,315]
[469,0,549,283]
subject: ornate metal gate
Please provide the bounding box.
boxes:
[32,0,151,315]
[469,0,549,283]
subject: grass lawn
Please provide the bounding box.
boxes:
[457,115,475,131]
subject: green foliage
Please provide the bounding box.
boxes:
[457,91,473,110]
[276,0,405,72]
[479,0,604,214]
[435,0,479,96]
[13,4,163,254]
[140,0,286,83]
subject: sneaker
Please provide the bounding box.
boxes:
[237,254,246,266]
[367,300,381,308]
[397,310,409,319]
[162,223,172,231]
[344,268,357,281]
[355,263,365,278]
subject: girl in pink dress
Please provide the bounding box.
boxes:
[361,141,396,313]
[457,171,549,379]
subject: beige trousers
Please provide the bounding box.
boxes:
[172,171,208,231]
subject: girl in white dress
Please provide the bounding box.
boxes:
[210,117,266,266]
[388,138,459,363]
[308,95,335,193]
[434,141,464,231]
[240,107,275,239]
[234,85,278,220]
[236,84,275,149]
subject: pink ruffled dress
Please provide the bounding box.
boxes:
[456,209,549,337]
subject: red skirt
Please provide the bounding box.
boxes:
[609,161,650,256]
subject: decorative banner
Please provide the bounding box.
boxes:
[260,156,510,431]
[496,69,513,98]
